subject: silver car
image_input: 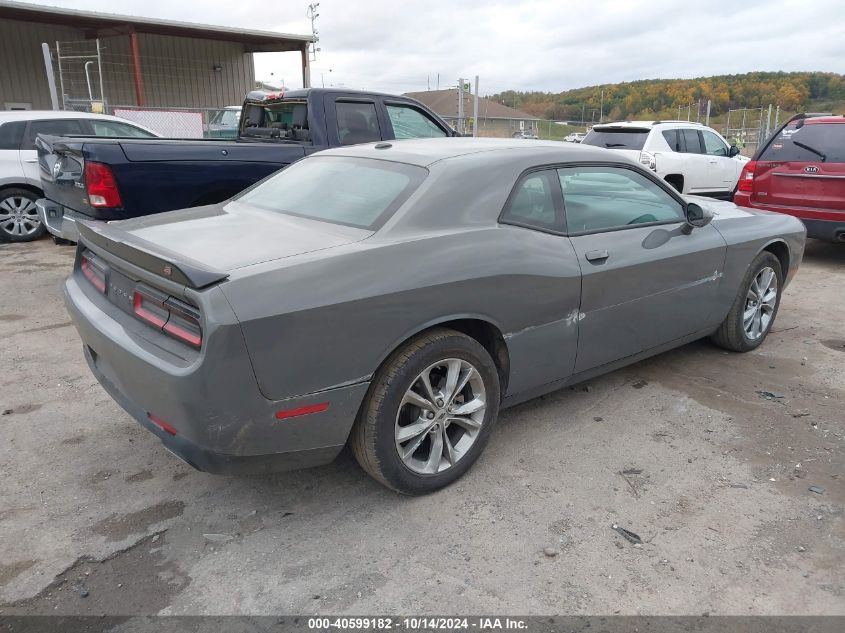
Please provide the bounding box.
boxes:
[64,138,805,494]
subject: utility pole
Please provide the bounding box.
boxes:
[705,99,711,126]
[457,77,464,135]
[437,73,439,90]
[599,88,604,124]
[306,3,320,62]
[765,104,772,138]
[41,43,60,110]
[581,103,585,125]
[472,75,479,138]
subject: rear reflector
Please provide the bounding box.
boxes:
[84,161,123,208]
[737,160,757,193]
[147,413,177,435]
[275,402,330,420]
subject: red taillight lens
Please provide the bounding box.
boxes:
[133,287,202,349]
[84,161,122,208]
[81,252,106,293]
[133,288,168,328]
[737,160,757,193]
[163,301,203,348]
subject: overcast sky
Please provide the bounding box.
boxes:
[17,0,845,95]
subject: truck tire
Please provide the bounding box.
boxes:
[350,328,500,495]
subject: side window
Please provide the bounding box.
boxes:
[661,129,680,152]
[89,120,155,138]
[385,105,447,139]
[500,171,561,232]
[0,121,26,150]
[680,129,703,154]
[558,166,685,233]
[335,101,381,146]
[701,130,728,157]
[24,119,85,150]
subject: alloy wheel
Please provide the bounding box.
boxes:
[743,266,777,340]
[0,195,41,237]
[395,358,486,475]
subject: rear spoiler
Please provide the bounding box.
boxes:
[77,220,229,289]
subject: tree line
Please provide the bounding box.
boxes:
[489,72,845,122]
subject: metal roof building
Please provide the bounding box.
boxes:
[405,88,541,136]
[0,0,314,111]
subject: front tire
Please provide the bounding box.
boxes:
[711,251,783,352]
[350,328,500,495]
[0,188,45,243]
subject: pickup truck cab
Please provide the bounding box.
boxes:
[36,88,455,242]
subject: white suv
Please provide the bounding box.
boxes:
[0,111,157,243]
[581,120,748,198]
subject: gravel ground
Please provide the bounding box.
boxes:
[0,237,843,616]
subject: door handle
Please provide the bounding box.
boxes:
[24,158,38,163]
[585,249,609,262]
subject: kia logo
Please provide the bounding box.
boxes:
[804,166,820,174]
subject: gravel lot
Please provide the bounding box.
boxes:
[1,238,843,616]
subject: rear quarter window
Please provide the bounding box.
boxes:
[582,129,649,150]
[761,121,845,163]
[0,121,25,149]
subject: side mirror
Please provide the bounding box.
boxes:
[683,202,713,233]
[729,145,741,157]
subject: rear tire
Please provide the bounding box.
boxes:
[0,188,45,243]
[711,251,783,352]
[350,328,500,495]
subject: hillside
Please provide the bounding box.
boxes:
[489,71,845,123]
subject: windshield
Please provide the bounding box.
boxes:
[236,156,427,229]
[582,129,649,150]
[210,109,240,127]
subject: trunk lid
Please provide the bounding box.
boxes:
[86,201,371,282]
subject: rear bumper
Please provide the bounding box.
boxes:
[734,193,845,241]
[36,198,83,242]
[64,274,369,475]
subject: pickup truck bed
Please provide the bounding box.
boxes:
[36,88,455,242]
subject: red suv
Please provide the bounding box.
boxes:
[734,113,845,242]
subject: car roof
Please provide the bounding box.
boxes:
[592,120,704,130]
[802,115,845,124]
[316,137,617,168]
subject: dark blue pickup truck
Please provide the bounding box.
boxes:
[36,88,455,242]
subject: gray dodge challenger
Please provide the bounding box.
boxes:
[65,138,806,494]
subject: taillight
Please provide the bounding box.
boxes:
[737,160,757,193]
[133,286,202,348]
[84,161,122,208]
[163,300,202,348]
[81,252,106,293]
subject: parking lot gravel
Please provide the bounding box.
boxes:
[1,238,843,615]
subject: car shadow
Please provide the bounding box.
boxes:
[802,238,844,265]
